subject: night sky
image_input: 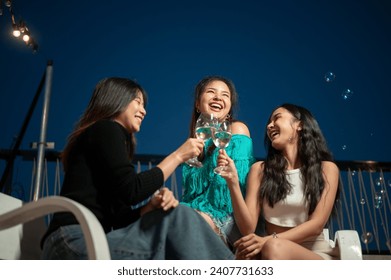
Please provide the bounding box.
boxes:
[1,0,390,178]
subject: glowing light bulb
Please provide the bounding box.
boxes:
[13,29,21,37]
[23,34,30,42]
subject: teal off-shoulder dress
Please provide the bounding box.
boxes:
[181,134,255,243]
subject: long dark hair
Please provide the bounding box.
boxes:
[259,103,338,215]
[61,77,147,171]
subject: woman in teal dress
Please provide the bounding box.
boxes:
[181,75,255,248]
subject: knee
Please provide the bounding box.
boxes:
[262,238,284,260]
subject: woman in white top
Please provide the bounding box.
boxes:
[217,103,340,259]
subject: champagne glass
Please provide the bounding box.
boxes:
[213,120,232,174]
[186,113,217,168]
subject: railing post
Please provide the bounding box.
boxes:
[32,60,53,201]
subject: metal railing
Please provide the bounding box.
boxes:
[1,149,390,255]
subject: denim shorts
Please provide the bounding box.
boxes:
[214,215,242,247]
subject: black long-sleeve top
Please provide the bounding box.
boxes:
[42,120,164,244]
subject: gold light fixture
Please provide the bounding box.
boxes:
[1,0,38,52]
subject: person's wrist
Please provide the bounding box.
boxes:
[172,150,184,163]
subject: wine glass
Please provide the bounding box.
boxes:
[186,113,218,168]
[213,120,232,174]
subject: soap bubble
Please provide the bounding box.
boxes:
[374,192,384,209]
[324,72,336,83]
[375,176,384,187]
[361,232,373,244]
[342,89,354,100]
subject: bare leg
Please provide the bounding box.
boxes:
[262,238,323,260]
[196,210,220,234]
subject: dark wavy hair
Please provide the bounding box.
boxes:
[259,103,338,215]
[61,77,147,171]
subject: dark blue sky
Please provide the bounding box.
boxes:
[1,0,390,165]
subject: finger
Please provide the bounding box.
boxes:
[217,160,226,167]
[241,241,261,258]
[234,236,252,248]
[160,191,175,207]
[163,198,179,211]
[233,239,243,248]
[222,149,234,165]
[234,235,252,247]
[217,156,228,167]
[160,194,173,208]
[235,239,255,253]
[159,188,172,202]
[245,247,260,259]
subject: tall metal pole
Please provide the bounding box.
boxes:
[33,60,53,201]
[0,71,46,194]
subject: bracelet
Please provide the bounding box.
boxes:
[272,232,278,238]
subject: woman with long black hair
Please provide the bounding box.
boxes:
[41,77,234,260]
[218,103,340,259]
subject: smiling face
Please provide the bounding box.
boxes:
[196,80,232,122]
[114,91,146,133]
[266,107,302,150]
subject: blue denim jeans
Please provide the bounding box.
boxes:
[216,215,242,247]
[41,205,234,260]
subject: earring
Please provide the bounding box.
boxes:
[225,113,231,120]
[196,108,200,113]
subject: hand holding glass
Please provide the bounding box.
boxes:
[186,113,217,168]
[213,120,232,174]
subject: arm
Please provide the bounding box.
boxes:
[88,121,202,205]
[157,138,204,181]
[243,162,264,233]
[87,121,162,205]
[219,157,269,259]
[218,151,263,235]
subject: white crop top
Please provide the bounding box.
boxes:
[263,168,309,227]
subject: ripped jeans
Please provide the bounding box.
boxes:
[213,215,242,248]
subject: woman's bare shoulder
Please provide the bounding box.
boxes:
[321,161,340,179]
[321,161,339,172]
[231,121,250,136]
[250,160,265,173]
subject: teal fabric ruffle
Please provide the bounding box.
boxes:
[181,134,255,226]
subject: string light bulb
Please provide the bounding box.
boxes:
[22,32,29,42]
[1,0,38,52]
[12,23,20,37]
